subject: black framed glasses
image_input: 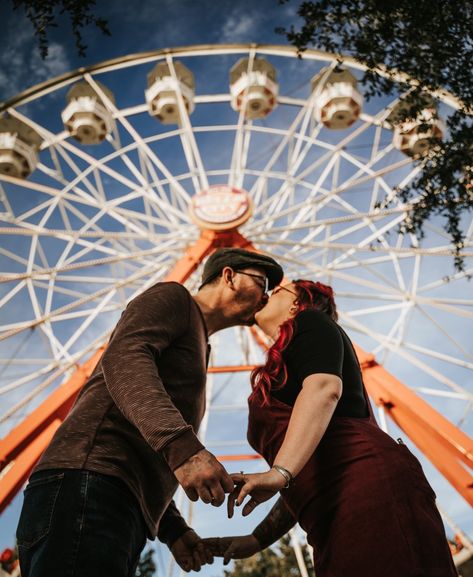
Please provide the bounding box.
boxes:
[272,285,299,299]
[235,271,269,294]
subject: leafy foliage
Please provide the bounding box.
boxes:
[11,0,110,58]
[224,534,314,577]
[278,0,473,272]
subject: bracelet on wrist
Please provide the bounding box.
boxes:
[271,465,294,489]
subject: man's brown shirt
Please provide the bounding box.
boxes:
[35,282,209,541]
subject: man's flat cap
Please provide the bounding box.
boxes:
[200,247,283,290]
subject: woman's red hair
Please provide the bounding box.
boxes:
[250,280,337,405]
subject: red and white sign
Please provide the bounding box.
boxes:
[190,185,252,230]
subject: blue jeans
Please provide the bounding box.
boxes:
[16,469,147,577]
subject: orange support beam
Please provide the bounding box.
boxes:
[164,229,217,282]
[0,419,62,512]
[250,325,271,350]
[208,365,256,373]
[218,454,262,462]
[165,227,253,283]
[0,347,105,473]
[0,348,105,514]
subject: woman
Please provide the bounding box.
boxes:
[205,280,457,576]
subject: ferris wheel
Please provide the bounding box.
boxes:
[0,44,472,572]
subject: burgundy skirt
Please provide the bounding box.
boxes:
[247,390,458,577]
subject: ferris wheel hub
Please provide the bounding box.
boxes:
[190,185,253,231]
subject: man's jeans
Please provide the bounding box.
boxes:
[16,469,147,577]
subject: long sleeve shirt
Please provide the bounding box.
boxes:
[35,282,210,539]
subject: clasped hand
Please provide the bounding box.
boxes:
[171,529,213,573]
[202,535,261,565]
[227,469,287,517]
[174,449,234,506]
[171,464,285,570]
[174,451,285,516]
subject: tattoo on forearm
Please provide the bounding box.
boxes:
[252,498,296,549]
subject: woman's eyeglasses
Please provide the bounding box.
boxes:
[272,285,299,299]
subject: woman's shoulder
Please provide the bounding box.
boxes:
[285,309,344,362]
[294,308,338,332]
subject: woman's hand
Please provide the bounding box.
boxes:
[227,470,286,518]
[202,535,261,565]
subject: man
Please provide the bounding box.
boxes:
[16,247,283,577]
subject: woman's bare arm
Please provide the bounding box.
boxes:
[230,373,342,516]
[273,372,342,477]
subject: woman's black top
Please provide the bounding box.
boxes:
[271,309,369,418]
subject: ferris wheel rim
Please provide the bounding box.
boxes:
[0,43,466,113]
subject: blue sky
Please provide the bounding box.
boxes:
[0,1,472,575]
[0,0,298,102]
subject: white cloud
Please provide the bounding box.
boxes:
[31,43,70,81]
[221,11,261,42]
[0,25,70,102]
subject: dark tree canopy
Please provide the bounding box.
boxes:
[278,0,473,272]
[11,0,110,58]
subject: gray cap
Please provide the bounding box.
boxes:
[200,247,283,290]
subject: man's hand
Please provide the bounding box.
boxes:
[170,529,213,572]
[202,535,261,565]
[174,449,234,506]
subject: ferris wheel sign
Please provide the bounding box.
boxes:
[190,185,253,230]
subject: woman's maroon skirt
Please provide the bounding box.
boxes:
[286,418,458,577]
[248,387,458,577]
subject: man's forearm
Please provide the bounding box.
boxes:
[252,497,296,549]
